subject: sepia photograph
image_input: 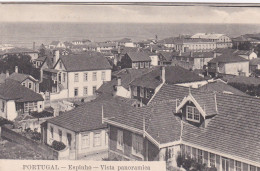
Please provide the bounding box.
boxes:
[0,2,259,171]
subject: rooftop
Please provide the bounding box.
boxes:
[58,53,112,72]
[191,33,225,39]
[126,52,151,62]
[130,66,205,89]
[7,72,38,83]
[0,79,43,102]
[47,94,134,132]
[208,54,248,63]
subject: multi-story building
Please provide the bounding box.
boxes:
[174,39,217,53]
[105,84,260,170]
[191,33,233,48]
[52,53,112,98]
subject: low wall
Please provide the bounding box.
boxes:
[0,126,59,160]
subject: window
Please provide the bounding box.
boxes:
[22,83,26,86]
[235,161,241,171]
[84,73,88,81]
[168,147,174,159]
[132,134,143,156]
[250,166,256,171]
[84,87,88,96]
[1,101,5,112]
[58,129,62,142]
[28,83,32,89]
[93,86,96,95]
[94,132,101,147]
[50,126,54,138]
[133,87,137,96]
[82,133,90,148]
[105,132,108,145]
[210,153,216,167]
[67,133,72,148]
[74,88,78,97]
[145,62,149,68]
[101,71,106,81]
[185,146,191,158]
[92,72,97,81]
[222,158,230,171]
[59,61,62,69]
[74,73,79,82]
[63,73,66,82]
[197,149,203,164]
[186,106,200,122]
[146,89,150,99]
[140,87,144,98]
[140,62,144,68]
[117,130,124,151]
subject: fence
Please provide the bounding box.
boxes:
[0,126,59,160]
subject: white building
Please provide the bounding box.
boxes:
[53,53,112,98]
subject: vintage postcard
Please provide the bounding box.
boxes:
[0,2,259,171]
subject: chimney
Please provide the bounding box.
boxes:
[15,66,18,73]
[161,66,166,83]
[33,42,36,51]
[117,76,121,87]
[215,62,219,77]
[213,52,217,58]
[54,50,60,64]
[6,70,9,78]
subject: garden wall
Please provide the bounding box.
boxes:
[0,126,59,160]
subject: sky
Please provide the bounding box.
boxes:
[0,4,260,23]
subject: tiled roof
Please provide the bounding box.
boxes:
[97,68,153,94]
[0,79,43,102]
[226,76,260,86]
[7,73,38,83]
[47,94,134,132]
[198,81,248,96]
[110,100,181,144]
[130,66,205,89]
[34,57,46,62]
[208,54,248,63]
[109,84,260,164]
[159,52,173,61]
[126,52,151,62]
[191,92,218,116]
[59,54,112,72]
[182,92,260,164]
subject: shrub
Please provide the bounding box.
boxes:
[52,140,66,151]
[30,110,53,118]
[31,131,41,141]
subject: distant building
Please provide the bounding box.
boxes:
[121,52,151,69]
[191,33,232,48]
[115,38,135,47]
[174,39,217,53]
[208,54,249,77]
[71,39,91,45]
[49,41,66,49]
[214,48,257,60]
[0,47,39,61]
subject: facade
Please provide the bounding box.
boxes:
[121,52,151,69]
[174,39,217,53]
[52,53,112,98]
[208,54,250,77]
[191,33,233,48]
[105,84,260,169]
[0,79,44,120]
[43,94,134,159]
[6,67,40,93]
[249,58,260,74]
[172,51,215,70]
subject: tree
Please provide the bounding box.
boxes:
[0,54,40,79]
[236,41,252,50]
[39,44,46,57]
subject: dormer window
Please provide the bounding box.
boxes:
[186,106,200,122]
